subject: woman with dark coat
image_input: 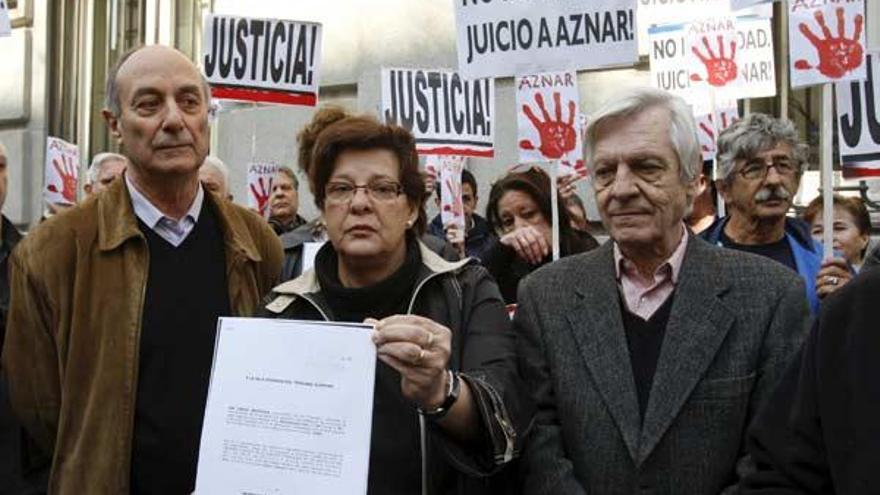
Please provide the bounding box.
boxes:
[260,108,532,495]
[482,167,600,304]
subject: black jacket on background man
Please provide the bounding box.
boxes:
[0,215,46,494]
[743,269,880,494]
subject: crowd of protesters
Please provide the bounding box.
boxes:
[0,44,877,495]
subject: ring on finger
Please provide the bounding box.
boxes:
[415,347,426,365]
[828,275,839,286]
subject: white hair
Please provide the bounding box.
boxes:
[88,152,127,183]
[584,87,701,184]
[201,155,230,186]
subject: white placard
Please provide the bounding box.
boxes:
[649,15,775,103]
[731,0,774,11]
[637,0,772,54]
[44,137,80,206]
[0,0,11,37]
[687,17,740,90]
[439,156,466,233]
[693,100,739,161]
[247,162,279,218]
[195,317,376,495]
[381,68,495,157]
[202,14,322,106]
[788,0,866,89]
[515,71,585,178]
[836,51,880,179]
[454,0,639,80]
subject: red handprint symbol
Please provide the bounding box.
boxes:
[46,155,78,203]
[794,7,864,79]
[520,92,577,160]
[250,177,272,217]
[698,111,737,154]
[442,177,463,218]
[690,36,738,87]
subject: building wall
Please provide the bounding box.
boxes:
[0,0,48,226]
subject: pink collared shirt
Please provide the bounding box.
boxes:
[614,227,688,320]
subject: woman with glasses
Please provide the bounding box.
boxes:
[259,108,531,495]
[483,167,599,304]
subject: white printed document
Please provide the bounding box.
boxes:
[195,317,376,495]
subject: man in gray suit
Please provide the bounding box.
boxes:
[515,87,809,494]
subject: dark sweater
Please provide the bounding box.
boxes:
[621,294,675,420]
[743,269,880,494]
[314,240,423,495]
[131,202,231,494]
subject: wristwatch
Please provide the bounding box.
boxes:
[419,370,460,420]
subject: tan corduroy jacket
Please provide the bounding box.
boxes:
[1,177,283,494]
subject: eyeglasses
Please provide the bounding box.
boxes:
[324,180,403,203]
[738,158,798,181]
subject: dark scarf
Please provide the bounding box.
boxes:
[314,237,421,322]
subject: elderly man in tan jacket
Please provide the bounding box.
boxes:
[1,45,282,494]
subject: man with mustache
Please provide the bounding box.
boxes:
[1,45,283,494]
[701,113,849,314]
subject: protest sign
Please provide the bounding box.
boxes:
[381,68,495,157]
[694,100,739,161]
[202,14,322,106]
[454,0,638,80]
[439,156,466,234]
[44,137,79,206]
[687,17,740,90]
[247,162,279,217]
[649,14,775,103]
[788,0,866,89]
[515,71,586,178]
[836,51,880,179]
[730,0,774,10]
[0,0,11,37]
[637,0,772,54]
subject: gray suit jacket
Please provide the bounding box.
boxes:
[515,236,809,495]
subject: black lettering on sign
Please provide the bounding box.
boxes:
[840,55,880,150]
[203,16,318,89]
[384,70,492,141]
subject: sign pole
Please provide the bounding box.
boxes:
[550,160,561,261]
[820,83,834,259]
[709,89,726,218]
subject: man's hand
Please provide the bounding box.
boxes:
[445,223,466,258]
[500,225,549,266]
[815,257,852,299]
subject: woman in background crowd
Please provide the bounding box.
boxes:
[260,108,532,495]
[803,195,873,272]
[483,167,599,303]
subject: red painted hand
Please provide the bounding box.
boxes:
[442,177,463,218]
[690,35,738,87]
[519,92,578,160]
[250,177,272,217]
[795,7,864,79]
[46,155,78,203]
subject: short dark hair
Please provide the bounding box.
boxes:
[308,114,427,234]
[434,168,477,199]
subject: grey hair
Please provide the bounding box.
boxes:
[88,152,128,183]
[104,46,213,117]
[716,113,809,181]
[201,155,230,186]
[584,87,701,184]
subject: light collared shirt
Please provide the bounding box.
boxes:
[125,175,204,247]
[614,226,688,320]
